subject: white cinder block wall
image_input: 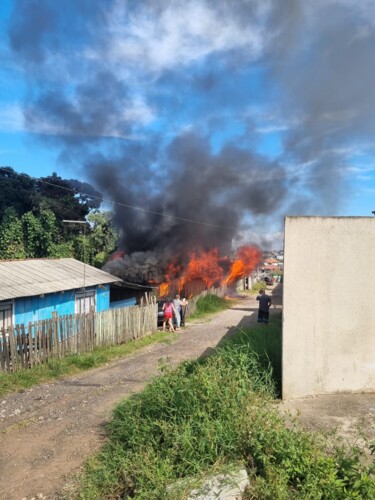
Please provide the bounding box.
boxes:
[282,217,375,399]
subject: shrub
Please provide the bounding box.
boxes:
[251,281,266,293]
[190,294,230,318]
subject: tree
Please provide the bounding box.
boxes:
[0,208,26,259]
[0,167,120,267]
[21,212,43,258]
[70,212,119,267]
[21,209,62,258]
[37,173,102,226]
[0,167,37,217]
[0,167,103,226]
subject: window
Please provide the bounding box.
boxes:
[75,290,95,314]
[0,302,13,332]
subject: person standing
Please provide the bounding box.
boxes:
[162,299,176,332]
[256,289,272,324]
[180,297,189,327]
[173,294,183,330]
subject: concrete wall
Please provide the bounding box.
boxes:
[283,217,375,399]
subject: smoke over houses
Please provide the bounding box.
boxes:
[5,0,375,285]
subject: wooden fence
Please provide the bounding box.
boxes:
[0,298,157,373]
[0,287,227,374]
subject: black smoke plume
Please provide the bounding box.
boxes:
[6,0,375,280]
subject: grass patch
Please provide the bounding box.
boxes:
[189,294,231,320]
[233,314,282,395]
[0,330,176,398]
[250,281,267,294]
[78,316,375,499]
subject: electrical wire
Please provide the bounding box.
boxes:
[0,166,231,229]
[0,166,283,236]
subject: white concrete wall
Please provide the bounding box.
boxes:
[283,217,375,399]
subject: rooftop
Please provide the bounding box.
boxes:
[0,258,121,301]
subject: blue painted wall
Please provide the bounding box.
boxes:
[97,285,110,312]
[110,297,137,308]
[12,284,111,325]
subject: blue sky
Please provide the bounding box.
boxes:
[1,0,375,249]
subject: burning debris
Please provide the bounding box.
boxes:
[104,245,261,298]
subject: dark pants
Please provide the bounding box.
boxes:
[180,307,186,326]
[258,309,270,324]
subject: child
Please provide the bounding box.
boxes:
[162,299,176,332]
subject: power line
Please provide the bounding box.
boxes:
[0,166,284,236]
[0,166,230,229]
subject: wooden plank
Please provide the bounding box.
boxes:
[9,326,18,371]
[28,322,34,369]
[21,324,28,369]
[41,320,47,364]
[34,321,39,367]
[53,314,60,359]
[45,319,50,360]
[16,325,24,370]
[5,328,11,373]
[0,328,6,372]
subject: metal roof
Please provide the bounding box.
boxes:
[0,258,122,301]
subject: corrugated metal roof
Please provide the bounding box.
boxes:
[0,258,122,301]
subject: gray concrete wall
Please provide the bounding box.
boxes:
[282,217,375,399]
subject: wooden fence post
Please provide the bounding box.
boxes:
[52,312,59,359]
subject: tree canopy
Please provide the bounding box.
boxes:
[0,167,118,266]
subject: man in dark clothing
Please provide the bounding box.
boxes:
[256,289,272,324]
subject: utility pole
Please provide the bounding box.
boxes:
[63,220,89,313]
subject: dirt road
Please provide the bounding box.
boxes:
[0,294,262,500]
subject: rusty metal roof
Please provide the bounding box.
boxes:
[0,258,121,301]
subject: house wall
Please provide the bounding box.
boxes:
[96,285,110,312]
[283,216,375,399]
[13,284,111,325]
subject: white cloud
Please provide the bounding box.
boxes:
[122,97,155,125]
[106,1,268,73]
[0,103,25,132]
[344,163,375,175]
[255,124,290,134]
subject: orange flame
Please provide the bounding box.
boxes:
[157,245,260,298]
[224,246,261,285]
[184,248,223,288]
[111,250,125,261]
[159,282,169,297]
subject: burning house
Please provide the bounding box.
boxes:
[104,245,261,299]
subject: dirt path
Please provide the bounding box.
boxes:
[0,294,263,500]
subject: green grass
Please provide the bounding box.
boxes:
[78,316,375,499]
[250,281,267,294]
[232,314,282,395]
[0,330,176,398]
[189,294,231,320]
